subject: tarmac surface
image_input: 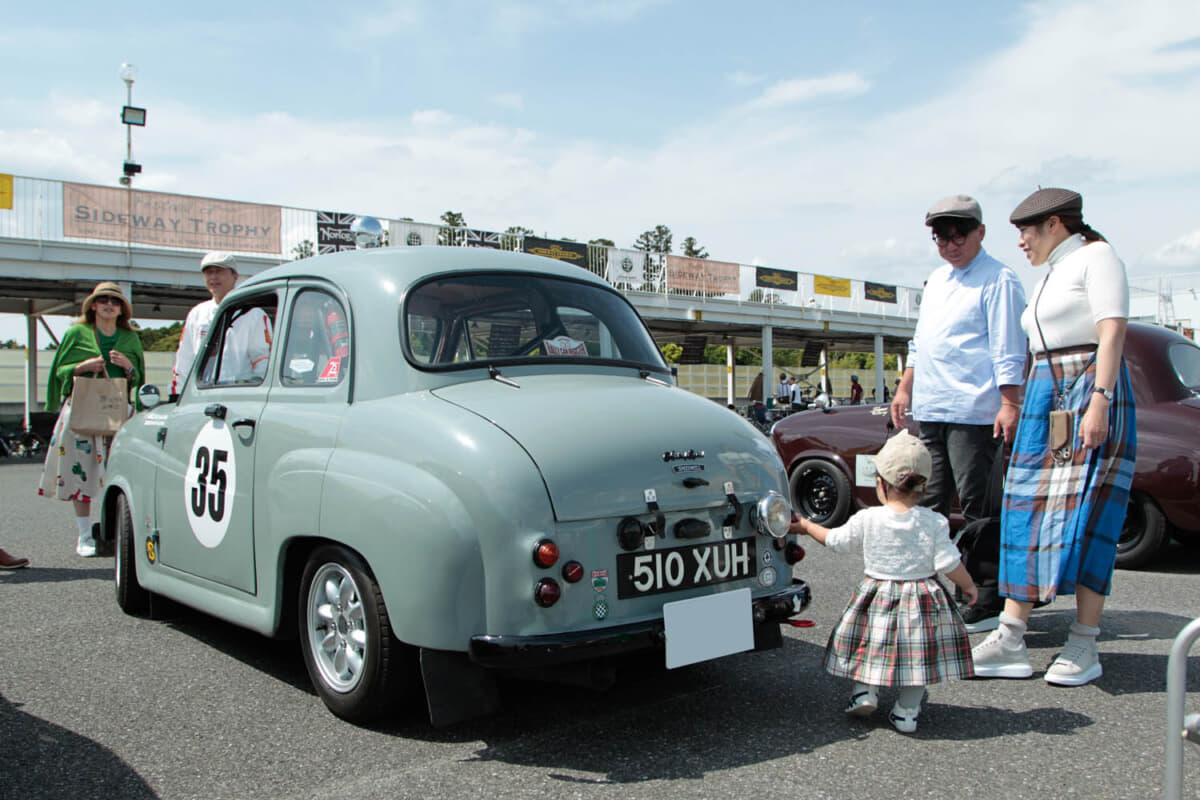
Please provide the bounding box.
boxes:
[1,454,1199,800]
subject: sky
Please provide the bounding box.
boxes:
[3,0,1200,341]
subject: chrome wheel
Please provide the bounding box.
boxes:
[306,562,368,693]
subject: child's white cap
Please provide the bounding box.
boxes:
[874,430,932,485]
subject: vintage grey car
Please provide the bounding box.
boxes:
[101,246,811,725]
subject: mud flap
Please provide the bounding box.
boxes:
[420,648,500,728]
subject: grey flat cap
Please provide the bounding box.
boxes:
[200,251,239,272]
[925,194,983,226]
[1009,188,1083,225]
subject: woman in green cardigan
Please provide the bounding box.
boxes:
[38,282,145,557]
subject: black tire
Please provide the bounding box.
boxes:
[298,545,415,723]
[789,458,852,527]
[114,493,151,616]
[1116,493,1168,570]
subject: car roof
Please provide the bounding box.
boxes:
[241,246,608,295]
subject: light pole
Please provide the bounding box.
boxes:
[118,62,144,186]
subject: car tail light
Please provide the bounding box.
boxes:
[534,578,561,607]
[784,541,806,565]
[532,539,559,568]
[561,561,584,583]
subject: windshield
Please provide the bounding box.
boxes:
[404,272,669,373]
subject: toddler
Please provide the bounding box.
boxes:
[791,430,977,733]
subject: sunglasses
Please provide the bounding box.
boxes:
[93,296,124,306]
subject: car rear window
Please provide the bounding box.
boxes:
[1169,341,1200,392]
[403,272,668,373]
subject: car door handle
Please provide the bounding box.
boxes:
[232,418,256,430]
[204,404,227,420]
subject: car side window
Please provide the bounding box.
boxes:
[281,290,349,387]
[197,295,277,388]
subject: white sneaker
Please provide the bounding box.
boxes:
[844,688,878,717]
[1045,639,1102,686]
[889,701,921,734]
[76,534,98,558]
[972,630,1033,679]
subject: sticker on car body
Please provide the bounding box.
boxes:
[184,420,236,548]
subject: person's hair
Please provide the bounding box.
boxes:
[80,303,134,331]
[877,471,927,498]
[1028,213,1106,243]
[930,217,981,240]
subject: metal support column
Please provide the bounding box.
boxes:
[873,334,885,405]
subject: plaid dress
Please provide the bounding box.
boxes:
[998,352,1137,602]
[822,506,974,687]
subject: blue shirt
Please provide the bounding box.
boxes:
[908,248,1027,425]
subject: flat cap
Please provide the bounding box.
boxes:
[1009,188,1083,225]
[925,194,982,226]
[200,251,239,272]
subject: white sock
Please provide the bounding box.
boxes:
[1067,621,1100,649]
[897,686,925,710]
[997,612,1027,647]
[76,516,93,541]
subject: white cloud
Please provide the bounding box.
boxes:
[489,92,524,110]
[742,72,871,110]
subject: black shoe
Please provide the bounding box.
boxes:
[960,604,1001,634]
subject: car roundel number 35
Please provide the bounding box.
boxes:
[184,421,237,548]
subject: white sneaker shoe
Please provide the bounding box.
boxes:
[972,630,1034,678]
[844,688,878,717]
[1045,639,1102,686]
[889,701,921,734]
[76,534,98,558]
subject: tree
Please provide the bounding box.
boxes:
[137,321,185,352]
[681,236,708,259]
[633,225,672,254]
[438,211,467,246]
[291,239,315,260]
[0,339,19,349]
[589,237,615,248]
[659,342,682,363]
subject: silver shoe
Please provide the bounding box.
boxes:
[972,630,1033,679]
[1044,639,1102,686]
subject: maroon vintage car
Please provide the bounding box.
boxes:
[771,322,1200,569]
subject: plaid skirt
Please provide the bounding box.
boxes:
[824,576,974,687]
[999,353,1137,602]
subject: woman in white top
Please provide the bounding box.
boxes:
[972,188,1137,687]
[791,430,977,733]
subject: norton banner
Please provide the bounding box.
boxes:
[863,281,898,303]
[813,274,851,298]
[755,267,798,292]
[63,183,281,254]
[522,236,588,265]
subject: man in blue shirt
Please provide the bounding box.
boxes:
[891,194,1027,631]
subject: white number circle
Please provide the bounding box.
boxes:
[184,421,236,548]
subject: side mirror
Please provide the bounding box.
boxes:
[139,384,162,409]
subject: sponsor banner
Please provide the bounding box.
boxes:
[0,174,12,210]
[63,183,281,253]
[317,211,356,254]
[907,288,923,314]
[389,220,440,247]
[462,228,503,249]
[665,256,739,295]
[607,248,646,285]
[522,236,588,265]
[755,267,798,292]
[813,274,851,298]
[864,281,897,303]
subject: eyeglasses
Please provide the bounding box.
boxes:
[931,232,969,247]
[93,296,123,306]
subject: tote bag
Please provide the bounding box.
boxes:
[68,376,128,436]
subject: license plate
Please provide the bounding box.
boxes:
[664,588,753,668]
[616,538,757,599]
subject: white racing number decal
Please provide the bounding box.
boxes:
[184,420,236,548]
[616,538,756,598]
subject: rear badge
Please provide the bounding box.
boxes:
[593,597,609,620]
[758,566,778,588]
[145,537,157,564]
[591,569,608,593]
[672,464,704,473]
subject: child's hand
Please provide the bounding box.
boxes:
[961,582,979,606]
[788,512,807,536]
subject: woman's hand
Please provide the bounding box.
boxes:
[74,356,107,375]
[1081,395,1110,450]
[108,349,134,376]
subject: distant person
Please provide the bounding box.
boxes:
[0,546,30,569]
[849,375,863,405]
[972,188,1136,687]
[890,194,1027,633]
[790,430,976,733]
[38,282,145,557]
[172,252,272,394]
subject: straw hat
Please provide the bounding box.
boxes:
[82,282,133,319]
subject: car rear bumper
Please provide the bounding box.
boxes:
[468,579,811,668]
